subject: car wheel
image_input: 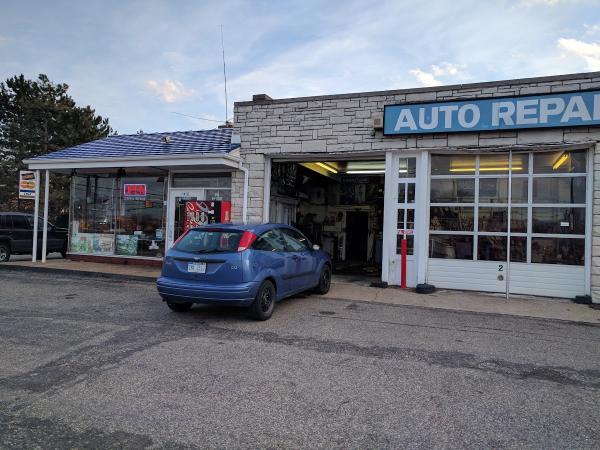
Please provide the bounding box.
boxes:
[0,243,10,263]
[60,242,68,259]
[251,280,276,321]
[315,265,331,295]
[166,301,193,312]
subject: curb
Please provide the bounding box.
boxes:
[0,264,157,283]
[314,295,600,326]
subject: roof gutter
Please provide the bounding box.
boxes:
[24,151,242,170]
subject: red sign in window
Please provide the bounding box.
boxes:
[123,184,147,198]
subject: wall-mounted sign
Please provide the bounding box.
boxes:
[383,90,600,135]
[184,201,232,231]
[123,183,147,199]
[19,170,37,199]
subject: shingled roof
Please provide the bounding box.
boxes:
[31,128,239,160]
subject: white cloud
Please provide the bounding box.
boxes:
[557,38,600,70]
[584,23,600,35]
[409,69,442,87]
[145,79,196,103]
[519,0,562,6]
[410,63,465,87]
[431,62,460,77]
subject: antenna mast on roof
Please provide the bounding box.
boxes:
[220,24,229,126]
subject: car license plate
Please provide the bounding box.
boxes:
[187,262,206,273]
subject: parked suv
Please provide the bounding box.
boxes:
[0,212,68,262]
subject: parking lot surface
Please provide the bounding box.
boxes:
[0,270,599,449]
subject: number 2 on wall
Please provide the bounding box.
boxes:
[498,264,503,272]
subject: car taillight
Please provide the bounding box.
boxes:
[237,231,257,252]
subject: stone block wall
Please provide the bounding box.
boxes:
[232,71,600,300]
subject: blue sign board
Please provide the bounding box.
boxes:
[383,90,600,135]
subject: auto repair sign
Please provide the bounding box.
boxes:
[384,90,600,135]
[18,171,37,199]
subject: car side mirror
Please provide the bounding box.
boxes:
[312,244,320,251]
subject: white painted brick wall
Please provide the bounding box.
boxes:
[233,72,600,301]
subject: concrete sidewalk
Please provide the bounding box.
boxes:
[321,281,600,324]
[2,258,599,324]
[1,258,160,281]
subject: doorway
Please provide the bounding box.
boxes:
[383,153,424,287]
[268,159,385,280]
[167,188,205,248]
[345,211,368,261]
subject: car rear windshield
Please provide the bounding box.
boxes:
[175,229,244,253]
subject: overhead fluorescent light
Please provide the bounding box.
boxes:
[449,166,523,172]
[346,161,385,171]
[315,162,338,174]
[552,153,569,170]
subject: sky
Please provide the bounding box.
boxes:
[1,0,600,134]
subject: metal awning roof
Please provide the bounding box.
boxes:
[25,128,241,171]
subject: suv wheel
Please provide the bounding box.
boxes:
[250,280,276,321]
[0,243,10,262]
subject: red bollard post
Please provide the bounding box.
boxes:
[400,237,407,289]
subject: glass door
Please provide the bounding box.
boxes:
[397,157,417,285]
[383,153,422,287]
[167,189,205,249]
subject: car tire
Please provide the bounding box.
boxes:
[166,301,193,312]
[250,280,276,321]
[315,265,331,295]
[60,242,68,259]
[0,243,10,263]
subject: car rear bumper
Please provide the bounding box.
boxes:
[156,277,259,306]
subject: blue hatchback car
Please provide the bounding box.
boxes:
[157,223,332,320]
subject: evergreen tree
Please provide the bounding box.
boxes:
[0,74,111,220]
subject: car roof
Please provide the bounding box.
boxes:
[191,222,299,234]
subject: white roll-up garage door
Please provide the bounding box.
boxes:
[426,149,590,299]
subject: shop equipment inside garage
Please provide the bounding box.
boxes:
[269,159,385,279]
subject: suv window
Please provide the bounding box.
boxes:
[253,229,286,252]
[279,228,311,252]
[0,215,7,228]
[26,216,48,230]
[11,215,30,230]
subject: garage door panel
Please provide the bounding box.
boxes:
[509,263,585,298]
[427,259,506,293]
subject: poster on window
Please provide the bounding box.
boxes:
[115,234,139,256]
[69,233,114,255]
[184,201,231,231]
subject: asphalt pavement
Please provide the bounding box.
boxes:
[0,270,599,449]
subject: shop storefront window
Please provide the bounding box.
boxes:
[429,150,587,265]
[115,177,166,257]
[69,174,167,258]
[70,176,117,255]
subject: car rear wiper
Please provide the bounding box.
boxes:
[194,248,233,254]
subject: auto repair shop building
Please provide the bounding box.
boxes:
[231,71,600,301]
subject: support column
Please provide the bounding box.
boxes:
[32,170,40,262]
[590,144,598,303]
[41,170,50,263]
[416,151,430,285]
[381,151,397,284]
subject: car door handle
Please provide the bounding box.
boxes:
[291,255,300,260]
